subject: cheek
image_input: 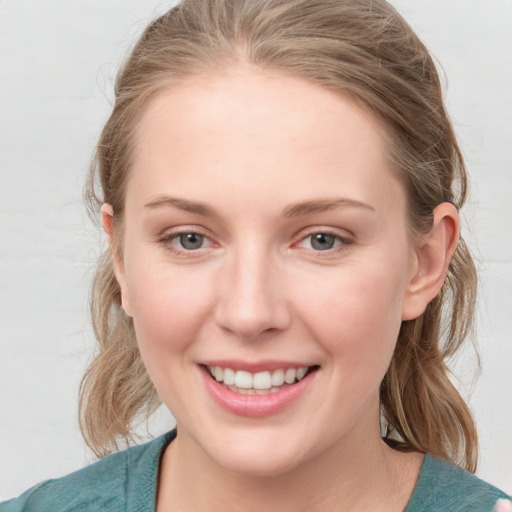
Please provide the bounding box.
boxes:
[124,253,215,356]
[295,260,407,369]
[124,260,218,408]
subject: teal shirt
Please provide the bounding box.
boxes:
[1,430,509,512]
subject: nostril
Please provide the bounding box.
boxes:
[214,268,291,338]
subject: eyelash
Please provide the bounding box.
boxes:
[157,228,353,256]
[295,230,353,255]
[157,228,213,256]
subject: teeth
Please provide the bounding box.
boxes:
[207,365,311,392]
[234,370,253,389]
[223,367,235,386]
[296,367,308,380]
[226,384,289,395]
[253,371,272,390]
[271,369,285,386]
[284,368,297,384]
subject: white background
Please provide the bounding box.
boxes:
[1,0,511,500]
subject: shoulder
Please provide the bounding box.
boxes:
[0,431,175,512]
[406,454,511,512]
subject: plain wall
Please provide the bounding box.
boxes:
[1,0,511,500]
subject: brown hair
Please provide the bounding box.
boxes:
[81,0,478,470]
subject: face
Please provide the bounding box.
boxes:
[114,67,421,476]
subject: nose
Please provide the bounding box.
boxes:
[214,245,291,340]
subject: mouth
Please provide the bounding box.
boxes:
[203,364,319,396]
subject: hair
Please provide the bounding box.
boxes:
[81,0,478,470]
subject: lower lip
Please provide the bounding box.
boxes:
[201,367,316,418]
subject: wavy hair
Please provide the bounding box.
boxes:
[81,0,478,470]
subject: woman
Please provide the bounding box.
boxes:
[2,0,510,510]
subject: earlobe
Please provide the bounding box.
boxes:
[401,202,460,321]
[100,203,132,317]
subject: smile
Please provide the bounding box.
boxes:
[201,363,318,417]
[205,365,316,396]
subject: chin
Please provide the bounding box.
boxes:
[194,426,316,478]
[211,447,304,478]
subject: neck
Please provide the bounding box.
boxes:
[157,424,422,512]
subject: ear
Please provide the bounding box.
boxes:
[100,203,132,316]
[401,202,459,321]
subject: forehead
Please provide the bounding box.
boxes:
[128,67,405,217]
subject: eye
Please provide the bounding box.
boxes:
[157,228,214,255]
[177,232,205,250]
[295,230,352,254]
[309,233,338,251]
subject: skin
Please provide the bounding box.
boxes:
[102,66,459,511]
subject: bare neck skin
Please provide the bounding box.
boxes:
[156,420,423,512]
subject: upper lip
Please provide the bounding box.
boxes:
[200,359,317,373]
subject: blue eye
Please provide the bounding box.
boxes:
[178,232,205,250]
[309,233,337,251]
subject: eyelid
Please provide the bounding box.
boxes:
[155,225,354,257]
[293,227,354,253]
[157,226,217,255]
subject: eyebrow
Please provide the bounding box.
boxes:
[282,198,375,217]
[144,195,375,217]
[144,196,218,217]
